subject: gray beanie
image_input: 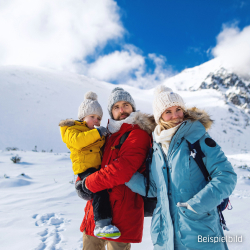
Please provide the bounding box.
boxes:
[78,91,103,120]
[107,87,136,117]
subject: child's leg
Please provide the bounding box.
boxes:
[79,169,112,224]
[92,190,112,225]
[92,191,121,239]
[78,168,121,239]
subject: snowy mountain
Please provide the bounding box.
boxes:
[1,60,250,249]
[164,58,250,113]
[199,68,250,112]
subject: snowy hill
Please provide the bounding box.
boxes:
[0,66,152,152]
[1,61,250,249]
[1,60,250,154]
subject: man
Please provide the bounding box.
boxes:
[76,87,155,250]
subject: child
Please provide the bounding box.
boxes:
[59,91,121,239]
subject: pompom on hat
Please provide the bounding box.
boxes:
[153,85,186,124]
[78,91,103,120]
[107,87,136,117]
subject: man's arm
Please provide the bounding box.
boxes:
[85,129,150,193]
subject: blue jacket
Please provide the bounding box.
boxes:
[126,111,237,250]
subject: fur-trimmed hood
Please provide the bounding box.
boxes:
[132,112,156,134]
[59,119,75,127]
[107,111,156,134]
[184,107,213,131]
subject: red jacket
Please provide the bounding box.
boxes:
[81,112,155,243]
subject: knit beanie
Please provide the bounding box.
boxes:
[153,85,186,124]
[78,91,103,120]
[107,87,136,117]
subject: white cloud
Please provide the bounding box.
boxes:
[0,0,124,71]
[212,24,250,78]
[87,46,175,88]
[87,45,144,81]
[125,53,175,89]
[0,0,174,88]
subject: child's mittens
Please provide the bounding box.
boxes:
[75,179,93,201]
[95,126,109,136]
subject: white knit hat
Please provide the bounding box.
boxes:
[78,91,103,120]
[153,85,186,124]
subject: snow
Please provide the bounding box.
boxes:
[1,60,250,249]
[1,149,250,249]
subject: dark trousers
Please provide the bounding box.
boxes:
[78,168,112,222]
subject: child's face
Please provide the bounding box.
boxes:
[83,114,101,129]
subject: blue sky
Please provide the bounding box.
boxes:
[116,0,250,71]
[0,0,249,88]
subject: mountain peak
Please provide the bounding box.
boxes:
[198,67,250,113]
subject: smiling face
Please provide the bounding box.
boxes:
[161,106,184,125]
[83,114,101,129]
[111,101,133,120]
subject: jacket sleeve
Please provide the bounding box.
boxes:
[60,126,101,150]
[125,171,157,198]
[187,133,237,214]
[85,129,151,192]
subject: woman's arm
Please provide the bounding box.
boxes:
[125,171,157,198]
[187,134,237,214]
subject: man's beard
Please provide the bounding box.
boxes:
[117,112,130,120]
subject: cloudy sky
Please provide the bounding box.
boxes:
[0,0,250,88]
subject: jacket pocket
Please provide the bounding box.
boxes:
[177,207,222,248]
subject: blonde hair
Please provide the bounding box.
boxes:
[158,118,177,131]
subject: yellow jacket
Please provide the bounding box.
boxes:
[59,119,105,175]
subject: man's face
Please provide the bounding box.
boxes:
[111,101,133,120]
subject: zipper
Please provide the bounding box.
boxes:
[167,121,187,162]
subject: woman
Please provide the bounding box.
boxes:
[125,85,237,250]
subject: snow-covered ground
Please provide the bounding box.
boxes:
[1,61,250,249]
[1,150,250,250]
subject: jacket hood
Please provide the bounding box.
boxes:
[133,112,156,134]
[184,107,213,131]
[59,119,80,127]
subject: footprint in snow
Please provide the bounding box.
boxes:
[33,213,66,250]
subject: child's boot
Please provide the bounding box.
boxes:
[94,218,121,239]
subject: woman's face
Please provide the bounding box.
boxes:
[161,106,184,125]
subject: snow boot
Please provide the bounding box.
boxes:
[94,224,121,239]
